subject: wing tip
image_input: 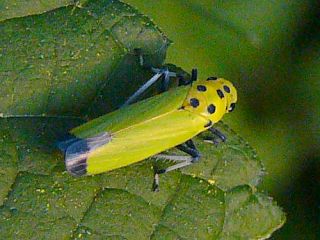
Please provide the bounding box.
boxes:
[59,134,88,177]
[61,132,111,177]
[65,156,88,176]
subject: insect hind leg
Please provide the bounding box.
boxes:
[152,139,200,191]
[121,67,177,107]
[121,48,178,107]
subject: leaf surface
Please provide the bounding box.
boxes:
[0,1,285,239]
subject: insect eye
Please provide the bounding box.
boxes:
[228,103,236,112]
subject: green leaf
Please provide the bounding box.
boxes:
[0,0,169,117]
[0,1,89,22]
[0,0,285,239]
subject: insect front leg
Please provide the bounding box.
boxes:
[152,139,201,191]
[204,127,227,146]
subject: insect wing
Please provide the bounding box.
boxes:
[71,86,190,137]
[64,132,112,176]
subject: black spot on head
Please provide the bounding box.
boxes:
[229,103,236,112]
[197,85,207,92]
[223,85,230,93]
[207,76,218,81]
[217,89,224,99]
[207,104,216,114]
[190,98,200,108]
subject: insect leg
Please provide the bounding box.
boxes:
[153,139,200,191]
[153,67,177,93]
[204,127,227,146]
[191,68,198,82]
[153,159,193,192]
[177,68,198,86]
[160,68,171,92]
[178,139,201,161]
[153,154,193,162]
[121,67,177,107]
[121,71,163,107]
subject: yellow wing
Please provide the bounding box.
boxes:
[86,109,208,174]
[71,86,190,138]
[64,77,238,176]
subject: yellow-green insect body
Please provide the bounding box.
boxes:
[63,77,237,177]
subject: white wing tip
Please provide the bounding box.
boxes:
[65,154,88,176]
[62,132,112,177]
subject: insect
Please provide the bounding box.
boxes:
[59,60,237,191]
